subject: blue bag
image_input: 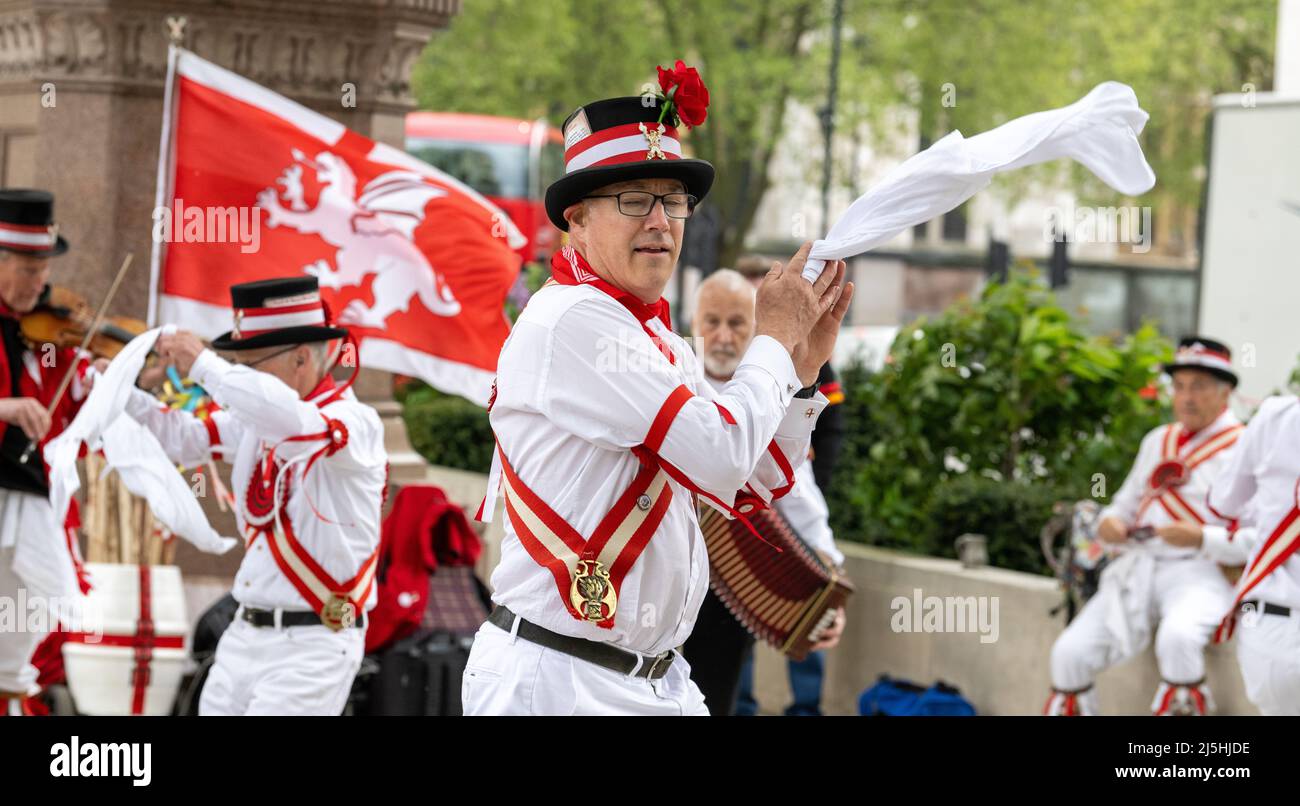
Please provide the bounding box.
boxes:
[858,675,976,716]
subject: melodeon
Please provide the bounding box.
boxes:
[698,504,853,661]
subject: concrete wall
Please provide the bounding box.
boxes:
[422,466,1256,716]
[748,542,1256,716]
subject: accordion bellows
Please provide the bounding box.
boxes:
[698,504,854,661]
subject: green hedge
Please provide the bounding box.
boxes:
[824,267,1171,575]
[921,475,1066,574]
[400,384,493,473]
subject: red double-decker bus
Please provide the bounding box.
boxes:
[405,112,564,263]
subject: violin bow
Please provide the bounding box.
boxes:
[19,253,134,465]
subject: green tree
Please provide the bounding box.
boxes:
[415,0,1275,265]
[414,0,830,267]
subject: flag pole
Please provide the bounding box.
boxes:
[147,35,183,328]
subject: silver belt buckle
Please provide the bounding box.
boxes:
[645,651,672,679]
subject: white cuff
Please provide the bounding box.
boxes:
[777,392,827,438]
[1201,524,1248,566]
[737,335,800,406]
[189,349,230,391]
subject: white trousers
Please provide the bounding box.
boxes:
[0,546,43,695]
[463,621,709,716]
[198,613,364,716]
[1051,557,1233,697]
[0,489,80,695]
[1235,606,1300,716]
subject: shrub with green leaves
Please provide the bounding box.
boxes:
[826,268,1171,573]
[400,384,494,473]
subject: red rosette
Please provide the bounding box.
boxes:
[1149,459,1188,491]
[656,60,710,128]
[243,457,291,529]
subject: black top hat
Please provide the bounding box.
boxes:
[210,276,348,351]
[0,189,69,257]
[544,96,714,232]
[1163,336,1237,387]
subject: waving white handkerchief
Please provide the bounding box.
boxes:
[100,417,236,554]
[802,81,1157,281]
[44,327,235,555]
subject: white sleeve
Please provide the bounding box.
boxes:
[775,461,843,565]
[695,340,826,504]
[1099,426,1161,525]
[1207,399,1278,520]
[510,298,821,506]
[123,386,239,467]
[188,349,380,472]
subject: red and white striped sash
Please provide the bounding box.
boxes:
[497,444,673,628]
[490,382,798,629]
[262,502,378,630]
[1138,422,1243,526]
[1214,478,1300,642]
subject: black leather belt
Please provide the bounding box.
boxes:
[240,606,366,629]
[1241,600,1292,618]
[487,606,675,679]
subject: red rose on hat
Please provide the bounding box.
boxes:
[657,60,710,128]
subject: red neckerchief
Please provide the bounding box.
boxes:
[305,373,338,405]
[549,246,675,363]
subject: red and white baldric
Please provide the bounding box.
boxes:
[1136,420,1243,526]
[478,247,799,627]
[231,290,327,340]
[1214,476,1300,642]
[564,122,683,172]
[240,376,375,628]
[0,221,57,252]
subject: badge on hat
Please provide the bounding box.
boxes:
[544,60,716,232]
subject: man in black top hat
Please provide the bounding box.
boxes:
[121,276,388,715]
[0,189,94,715]
[464,63,854,715]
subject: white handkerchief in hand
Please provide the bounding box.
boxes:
[802,81,1157,281]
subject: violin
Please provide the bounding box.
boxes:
[20,285,147,359]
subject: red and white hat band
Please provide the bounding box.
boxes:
[232,292,325,338]
[564,122,682,173]
[1172,343,1232,375]
[0,222,57,251]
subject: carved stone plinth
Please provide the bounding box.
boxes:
[0,0,460,579]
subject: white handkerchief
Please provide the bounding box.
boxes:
[802,81,1157,281]
[44,328,235,555]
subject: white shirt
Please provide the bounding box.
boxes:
[485,283,826,656]
[1207,396,1300,610]
[125,349,388,611]
[704,373,843,566]
[1100,408,1242,561]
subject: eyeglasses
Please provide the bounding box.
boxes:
[231,344,297,367]
[582,191,698,220]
